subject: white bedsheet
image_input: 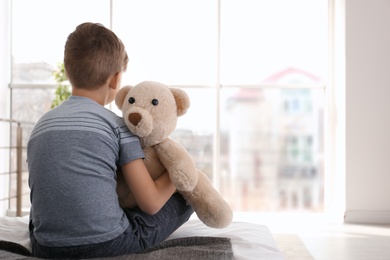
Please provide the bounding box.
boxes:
[0,215,284,260]
[0,216,30,250]
[169,220,284,260]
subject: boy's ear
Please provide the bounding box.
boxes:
[109,73,121,90]
[115,86,132,110]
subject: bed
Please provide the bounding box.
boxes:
[0,214,285,259]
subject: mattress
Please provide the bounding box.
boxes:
[0,215,284,259]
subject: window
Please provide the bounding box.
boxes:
[6,0,328,214]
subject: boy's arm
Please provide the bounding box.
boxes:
[121,158,176,215]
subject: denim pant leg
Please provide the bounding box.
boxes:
[123,192,194,253]
[30,220,138,259]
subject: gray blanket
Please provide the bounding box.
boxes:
[0,236,233,260]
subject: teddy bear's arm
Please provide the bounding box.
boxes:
[155,138,198,192]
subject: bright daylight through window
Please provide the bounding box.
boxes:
[9,0,327,213]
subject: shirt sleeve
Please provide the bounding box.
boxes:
[117,125,145,166]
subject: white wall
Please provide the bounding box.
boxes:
[345,0,390,224]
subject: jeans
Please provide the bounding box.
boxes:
[30,193,193,259]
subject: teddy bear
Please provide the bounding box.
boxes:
[115,81,233,229]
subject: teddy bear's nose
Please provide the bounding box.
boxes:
[129,113,142,126]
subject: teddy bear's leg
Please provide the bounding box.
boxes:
[181,170,233,229]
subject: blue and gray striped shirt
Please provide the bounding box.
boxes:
[27,95,144,247]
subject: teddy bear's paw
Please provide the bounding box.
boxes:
[182,170,233,228]
[195,200,233,229]
[170,169,198,192]
[201,213,233,229]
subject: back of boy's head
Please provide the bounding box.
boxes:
[64,22,128,90]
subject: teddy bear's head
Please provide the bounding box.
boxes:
[115,81,190,147]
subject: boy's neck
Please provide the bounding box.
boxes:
[72,86,106,106]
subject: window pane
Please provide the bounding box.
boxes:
[11,0,110,84]
[220,0,328,85]
[11,88,54,123]
[220,87,324,211]
[170,88,217,180]
[113,0,217,85]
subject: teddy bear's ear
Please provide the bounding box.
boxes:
[115,86,132,110]
[171,88,190,117]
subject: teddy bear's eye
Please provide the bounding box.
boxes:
[151,99,159,106]
[128,97,135,104]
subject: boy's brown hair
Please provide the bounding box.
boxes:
[64,22,128,89]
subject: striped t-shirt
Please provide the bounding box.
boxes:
[27,95,144,247]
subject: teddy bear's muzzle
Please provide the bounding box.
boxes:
[124,109,153,138]
[129,113,142,126]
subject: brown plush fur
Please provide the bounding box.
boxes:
[115,81,232,228]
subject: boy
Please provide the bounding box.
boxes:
[27,22,193,259]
